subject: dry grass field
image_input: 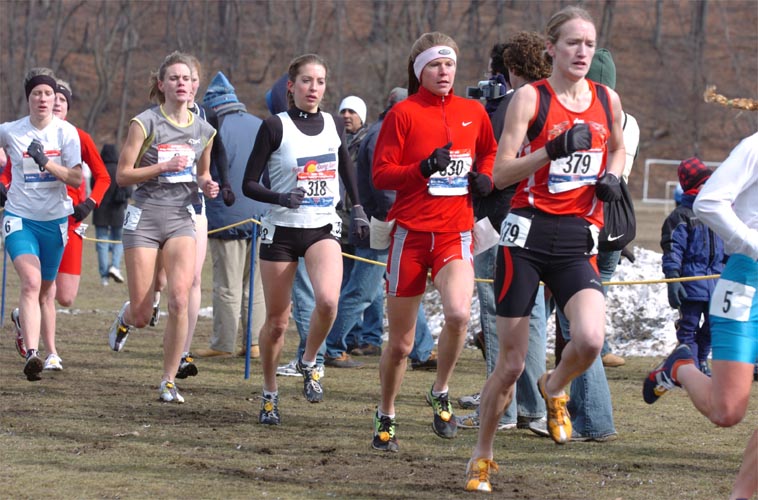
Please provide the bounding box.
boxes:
[1,203,756,499]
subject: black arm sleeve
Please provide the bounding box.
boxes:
[242,116,284,204]
[204,108,230,186]
[334,114,361,206]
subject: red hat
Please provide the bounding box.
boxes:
[678,157,712,195]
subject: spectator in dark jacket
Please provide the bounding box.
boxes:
[661,157,727,374]
[194,72,268,358]
[93,144,129,286]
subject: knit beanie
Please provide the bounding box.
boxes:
[339,96,367,124]
[386,87,408,108]
[202,72,239,109]
[586,48,616,90]
[678,157,712,195]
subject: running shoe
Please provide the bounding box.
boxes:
[465,457,499,493]
[458,392,480,409]
[642,343,694,404]
[149,300,160,327]
[11,307,26,358]
[158,380,185,403]
[537,371,571,444]
[24,350,43,382]
[259,394,281,425]
[371,411,398,452]
[426,385,457,438]
[108,301,131,352]
[176,353,198,379]
[455,411,516,431]
[276,359,302,377]
[43,353,63,371]
[296,359,324,403]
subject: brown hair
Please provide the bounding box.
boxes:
[544,6,595,65]
[407,32,460,95]
[286,53,329,109]
[148,51,194,104]
[502,31,552,82]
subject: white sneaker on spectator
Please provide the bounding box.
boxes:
[108,266,125,283]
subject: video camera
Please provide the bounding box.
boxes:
[466,80,507,100]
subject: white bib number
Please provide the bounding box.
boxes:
[260,219,276,244]
[3,216,23,238]
[23,150,62,188]
[296,155,339,208]
[710,279,755,322]
[547,150,603,193]
[428,149,472,196]
[157,144,196,183]
[122,205,142,231]
[499,212,531,248]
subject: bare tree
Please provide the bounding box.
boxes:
[597,0,615,49]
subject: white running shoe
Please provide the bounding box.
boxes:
[11,307,27,358]
[108,301,131,352]
[276,359,302,377]
[43,353,63,371]
[159,380,185,403]
[458,392,481,409]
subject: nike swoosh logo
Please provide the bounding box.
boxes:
[462,121,473,127]
[607,234,624,241]
[443,255,456,263]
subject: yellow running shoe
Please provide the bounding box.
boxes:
[537,371,571,444]
[465,457,499,493]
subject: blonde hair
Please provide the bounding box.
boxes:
[544,6,595,65]
[148,51,194,104]
[286,53,329,109]
[23,67,56,87]
[407,32,459,95]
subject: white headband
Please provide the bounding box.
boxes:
[413,45,457,80]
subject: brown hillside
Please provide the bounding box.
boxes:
[1,0,756,201]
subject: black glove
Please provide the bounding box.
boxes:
[544,123,591,161]
[27,139,49,169]
[277,187,306,209]
[595,173,622,202]
[220,183,236,207]
[667,281,688,308]
[0,184,7,207]
[72,198,96,222]
[467,171,493,198]
[420,142,452,178]
[350,205,370,240]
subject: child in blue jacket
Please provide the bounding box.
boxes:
[661,157,727,375]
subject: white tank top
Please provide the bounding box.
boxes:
[264,111,342,229]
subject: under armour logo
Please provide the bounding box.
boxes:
[299,112,308,118]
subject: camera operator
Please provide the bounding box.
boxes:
[483,43,511,115]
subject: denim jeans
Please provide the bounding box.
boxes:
[292,258,325,365]
[410,304,434,362]
[95,225,123,278]
[475,245,546,423]
[553,248,620,437]
[347,290,384,349]
[326,247,387,358]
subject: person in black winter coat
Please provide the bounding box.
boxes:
[92,144,130,286]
